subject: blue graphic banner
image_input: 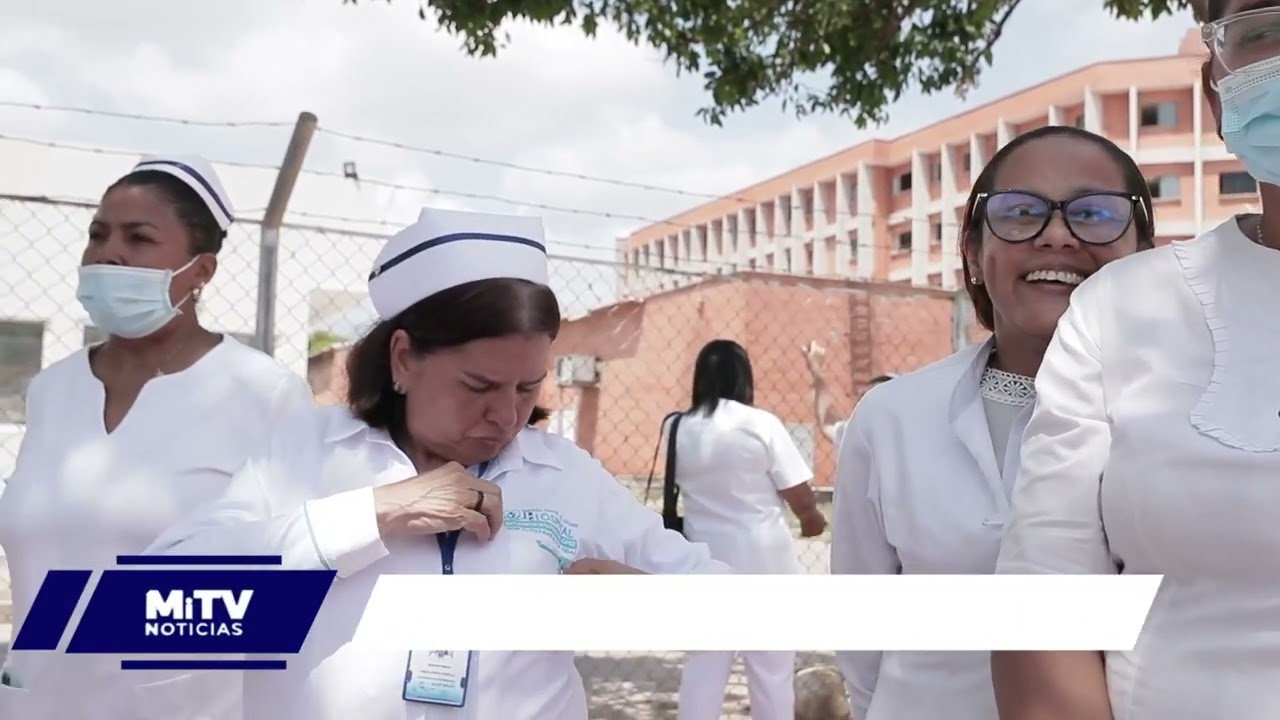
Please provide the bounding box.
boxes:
[10,556,335,669]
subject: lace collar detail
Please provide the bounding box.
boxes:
[980,366,1035,407]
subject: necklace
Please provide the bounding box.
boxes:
[1257,216,1266,247]
[980,366,1036,407]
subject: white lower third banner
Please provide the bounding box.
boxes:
[351,574,1162,651]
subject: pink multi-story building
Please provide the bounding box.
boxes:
[618,30,1256,293]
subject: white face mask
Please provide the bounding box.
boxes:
[1218,55,1280,187]
[76,257,201,339]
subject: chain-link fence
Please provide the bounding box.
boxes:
[0,195,985,718]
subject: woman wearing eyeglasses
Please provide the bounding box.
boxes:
[830,125,1154,720]
[992,4,1280,719]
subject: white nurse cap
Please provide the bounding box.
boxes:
[368,206,550,320]
[130,154,235,232]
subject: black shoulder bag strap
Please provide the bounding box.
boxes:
[661,412,685,534]
[643,411,685,533]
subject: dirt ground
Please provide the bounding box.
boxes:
[577,650,840,719]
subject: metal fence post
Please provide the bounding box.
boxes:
[255,111,317,356]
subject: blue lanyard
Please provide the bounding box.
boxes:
[436,461,489,575]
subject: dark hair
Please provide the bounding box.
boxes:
[960,125,1157,331]
[346,277,560,433]
[689,339,754,416]
[107,171,227,255]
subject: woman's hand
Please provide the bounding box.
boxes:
[372,461,504,541]
[801,340,826,371]
[563,558,647,574]
[799,509,828,538]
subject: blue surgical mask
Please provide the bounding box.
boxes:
[1219,56,1280,186]
[76,257,200,339]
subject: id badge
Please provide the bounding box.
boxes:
[403,650,472,707]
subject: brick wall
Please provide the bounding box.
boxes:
[303,275,985,488]
[546,274,979,487]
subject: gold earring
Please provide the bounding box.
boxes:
[393,379,404,394]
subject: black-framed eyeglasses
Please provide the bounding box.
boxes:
[973,190,1142,246]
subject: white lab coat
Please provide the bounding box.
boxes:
[997,219,1280,719]
[0,336,313,720]
[831,336,1030,720]
[669,401,811,720]
[673,400,811,575]
[144,405,727,720]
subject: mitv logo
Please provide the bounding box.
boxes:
[144,589,253,638]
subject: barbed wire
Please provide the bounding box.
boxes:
[316,127,885,223]
[0,101,293,128]
[278,207,965,274]
[0,132,283,169]
[0,132,966,274]
[287,168,966,257]
[0,102,958,227]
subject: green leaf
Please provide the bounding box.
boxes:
[349,0,1197,125]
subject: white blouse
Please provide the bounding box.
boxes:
[831,337,1033,720]
[144,405,726,720]
[980,367,1036,476]
[0,336,313,720]
[997,217,1280,719]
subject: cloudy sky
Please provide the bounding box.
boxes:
[0,0,1196,269]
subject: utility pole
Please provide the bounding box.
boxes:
[255,110,317,356]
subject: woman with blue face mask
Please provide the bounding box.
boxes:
[0,155,313,719]
[991,2,1280,718]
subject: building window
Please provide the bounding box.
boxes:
[931,161,942,184]
[934,223,943,243]
[1140,102,1178,128]
[1147,175,1180,200]
[1074,113,1086,129]
[896,172,912,194]
[896,231,912,251]
[961,152,971,173]
[1220,171,1258,196]
[0,320,44,424]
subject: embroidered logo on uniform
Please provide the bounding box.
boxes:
[505,509,580,571]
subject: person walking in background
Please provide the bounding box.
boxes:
[993,3,1280,717]
[830,125,1155,720]
[0,155,314,719]
[673,339,826,720]
[801,340,896,444]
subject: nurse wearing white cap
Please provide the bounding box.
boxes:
[0,155,314,719]
[145,206,729,719]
